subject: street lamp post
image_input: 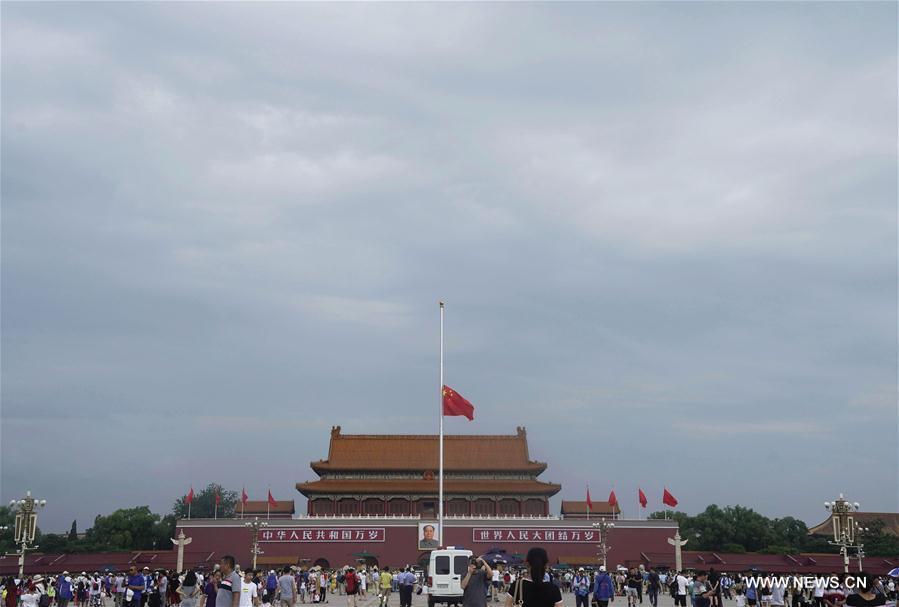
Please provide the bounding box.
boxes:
[824,494,859,574]
[853,522,868,572]
[592,520,614,569]
[245,517,268,570]
[8,491,47,578]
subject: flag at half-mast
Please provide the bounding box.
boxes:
[442,385,475,420]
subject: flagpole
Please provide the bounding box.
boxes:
[438,301,445,541]
[188,502,191,520]
[267,487,271,520]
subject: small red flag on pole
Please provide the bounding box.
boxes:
[241,487,249,519]
[185,486,194,520]
[662,487,679,508]
[608,489,618,511]
[639,488,648,509]
[267,489,277,519]
[442,385,475,420]
[586,487,594,515]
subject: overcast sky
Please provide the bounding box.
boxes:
[2,3,896,533]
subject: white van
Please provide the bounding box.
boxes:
[426,547,473,607]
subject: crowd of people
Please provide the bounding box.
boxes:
[1,555,896,607]
[0,559,427,607]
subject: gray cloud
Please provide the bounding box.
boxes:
[2,2,896,531]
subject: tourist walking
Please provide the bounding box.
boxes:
[179,572,200,607]
[504,548,562,607]
[626,570,641,607]
[378,568,392,607]
[399,569,415,607]
[592,567,614,607]
[277,569,296,607]
[572,569,590,607]
[646,570,660,607]
[239,571,259,607]
[343,569,359,607]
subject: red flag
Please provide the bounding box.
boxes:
[662,488,679,508]
[608,490,618,509]
[442,385,475,420]
[638,488,648,509]
[215,492,221,506]
[185,486,194,505]
[242,487,249,504]
[586,487,594,512]
[267,490,278,508]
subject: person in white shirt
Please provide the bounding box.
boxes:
[812,577,826,607]
[675,573,689,607]
[115,574,127,607]
[769,579,786,607]
[240,572,259,607]
[358,571,367,598]
[491,569,501,603]
[21,586,41,607]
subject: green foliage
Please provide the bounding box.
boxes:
[68,520,78,541]
[653,505,829,554]
[172,483,238,520]
[858,520,899,556]
[81,507,170,551]
[38,533,73,553]
[0,506,17,554]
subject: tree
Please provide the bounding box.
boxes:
[0,506,16,554]
[857,520,899,557]
[68,520,78,541]
[651,505,824,553]
[172,484,238,520]
[771,517,809,551]
[82,507,164,551]
[39,533,75,553]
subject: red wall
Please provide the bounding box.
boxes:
[175,520,676,571]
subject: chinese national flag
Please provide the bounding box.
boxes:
[242,487,249,505]
[586,487,594,512]
[215,492,221,506]
[267,490,278,508]
[608,490,618,509]
[442,385,475,420]
[185,487,194,505]
[638,488,648,509]
[662,488,679,508]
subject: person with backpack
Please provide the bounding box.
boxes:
[573,569,591,607]
[343,569,359,607]
[88,576,103,607]
[31,575,49,607]
[265,573,277,606]
[57,574,74,607]
[592,567,615,607]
